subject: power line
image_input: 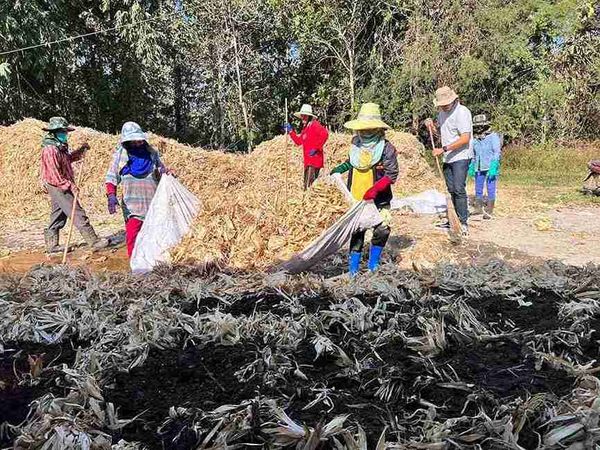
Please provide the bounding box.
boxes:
[0,7,191,57]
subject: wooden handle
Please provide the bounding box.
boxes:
[427,128,444,179]
[61,157,86,264]
[284,99,289,202]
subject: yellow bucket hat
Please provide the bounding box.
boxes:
[344,103,390,131]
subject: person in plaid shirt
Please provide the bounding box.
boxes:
[40,117,109,253]
[105,122,174,258]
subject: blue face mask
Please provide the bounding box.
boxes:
[55,131,69,144]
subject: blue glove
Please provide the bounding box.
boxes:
[309,149,318,156]
[488,159,500,178]
[468,161,476,178]
[283,123,293,133]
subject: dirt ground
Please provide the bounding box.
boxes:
[1,188,599,273]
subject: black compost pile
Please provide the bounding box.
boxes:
[2,261,600,449]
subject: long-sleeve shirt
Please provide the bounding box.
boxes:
[289,120,329,168]
[105,145,164,219]
[40,144,84,192]
[473,132,502,171]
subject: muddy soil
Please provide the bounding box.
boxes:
[468,291,562,333]
[104,342,264,448]
[106,331,574,449]
[0,341,79,445]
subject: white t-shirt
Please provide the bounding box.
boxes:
[438,103,473,163]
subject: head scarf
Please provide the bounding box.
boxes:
[349,132,385,170]
[41,132,68,150]
[120,142,154,178]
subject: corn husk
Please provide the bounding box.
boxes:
[0,119,435,269]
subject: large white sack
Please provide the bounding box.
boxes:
[130,175,200,274]
[391,189,447,214]
[279,175,381,274]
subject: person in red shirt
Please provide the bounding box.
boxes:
[284,104,329,190]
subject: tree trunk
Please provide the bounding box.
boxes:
[231,33,252,152]
[173,57,184,138]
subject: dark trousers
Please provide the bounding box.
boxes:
[350,223,391,253]
[443,159,469,225]
[303,166,320,190]
[45,184,92,233]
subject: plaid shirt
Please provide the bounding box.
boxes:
[105,145,164,219]
[40,143,84,191]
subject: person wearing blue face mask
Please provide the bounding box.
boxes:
[40,117,110,253]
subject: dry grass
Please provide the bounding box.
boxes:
[0,119,435,269]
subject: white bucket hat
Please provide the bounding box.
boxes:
[120,121,148,143]
[294,104,316,119]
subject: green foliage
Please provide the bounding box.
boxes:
[0,0,597,148]
[502,140,597,186]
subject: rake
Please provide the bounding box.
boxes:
[427,127,462,242]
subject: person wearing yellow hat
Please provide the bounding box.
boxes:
[284,104,329,190]
[330,103,399,276]
[425,86,473,236]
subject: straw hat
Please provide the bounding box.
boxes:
[294,104,316,119]
[344,103,390,131]
[434,86,459,107]
[473,114,490,127]
[120,121,148,143]
[43,117,75,132]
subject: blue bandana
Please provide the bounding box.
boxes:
[120,143,154,177]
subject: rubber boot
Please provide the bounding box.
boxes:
[349,252,362,277]
[472,198,484,215]
[44,229,63,254]
[80,227,110,250]
[368,245,384,272]
[483,200,495,220]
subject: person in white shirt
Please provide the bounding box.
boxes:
[425,86,473,235]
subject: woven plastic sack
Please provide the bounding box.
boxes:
[130,175,200,274]
[278,175,381,274]
[390,189,447,214]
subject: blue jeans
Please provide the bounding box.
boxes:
[443,159,469,225]
[475,171,497,201]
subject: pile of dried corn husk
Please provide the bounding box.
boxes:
[0,119,434,269]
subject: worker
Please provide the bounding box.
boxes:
[40,117,110,254]
[284,104,329,190]
[330,103,399,276]
[105,122,173,258]
[469,114,502,219]
[425,86,473,236]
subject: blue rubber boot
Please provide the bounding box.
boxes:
[349,252,362,277]
[368,245,384,271]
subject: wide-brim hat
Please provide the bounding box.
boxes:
[473,114,491,127]
[120,121,148,143]
[294,104,316,119]
[344,103,390,131]
[434,86,459,107]
[43,116,75,132]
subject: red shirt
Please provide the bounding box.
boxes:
[40,144,83,192]
[289,120,329,168]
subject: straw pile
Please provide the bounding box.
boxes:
[0,119,435,269]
